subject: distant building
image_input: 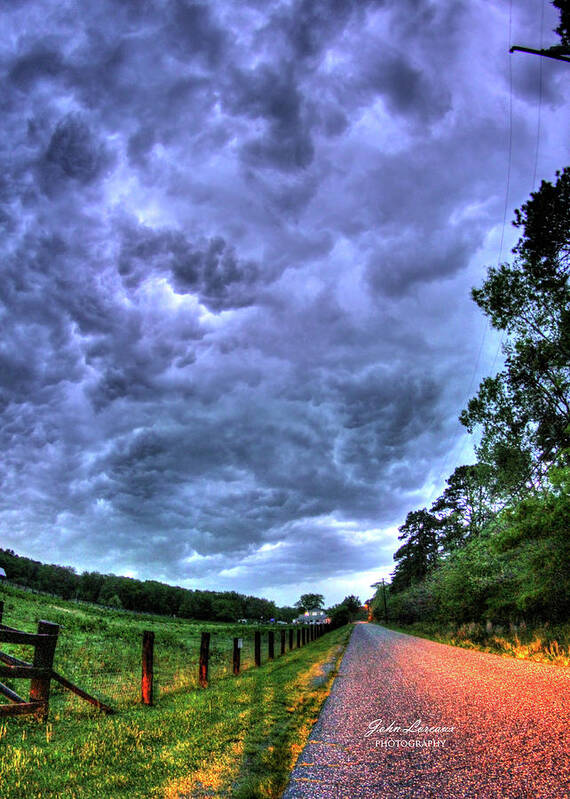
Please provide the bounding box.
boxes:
[294,609,330,625]
[0,567,6,580]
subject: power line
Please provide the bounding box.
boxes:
[531,0,545,191]
[439,2,515,482]
[485,0,516,385]
[490,0,546,378]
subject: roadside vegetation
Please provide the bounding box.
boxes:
[0,584,352,798]
[372,168,570,660]
[376,620,570,667]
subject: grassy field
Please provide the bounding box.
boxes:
[0,584,321,708]
[0,584,352,798]
[375,619,570,666]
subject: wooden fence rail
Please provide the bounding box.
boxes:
[0,604,114,720]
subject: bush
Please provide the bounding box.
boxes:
[374,581,437,625]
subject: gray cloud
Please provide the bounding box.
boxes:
[40,113,112,193]
[0,0,567,604]
[169,1,226,66]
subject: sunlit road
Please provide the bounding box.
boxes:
[282,623,569,799]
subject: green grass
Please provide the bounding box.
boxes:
[0,584,352,798]
[0,584,316,708]
[375,619,570,666]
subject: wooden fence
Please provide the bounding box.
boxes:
[0,599,332,718]
[141,622,330,703]
[0,600,114,720]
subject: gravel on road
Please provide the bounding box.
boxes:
[282,623,569,799]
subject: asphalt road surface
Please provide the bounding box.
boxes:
[282,623,569,799]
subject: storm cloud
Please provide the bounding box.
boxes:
[0,0,567,604]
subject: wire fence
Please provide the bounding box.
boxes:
[0,598,329,719]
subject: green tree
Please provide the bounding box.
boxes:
[294,593,325,612]
[391,509,440,592]
[374,581,436,625]
[211,592,244,621]
[338,595,361,617]
[461,168,570,490]
[553,0,570,47]
[489,458,570,622]
[179,591,214,620]
[277,605,299,623]
[244,595,277,621]
[106,593,123,610]
[430,533,513,624]
[98,577,125,607]
[431,463,496,551]
[328,595,361,627]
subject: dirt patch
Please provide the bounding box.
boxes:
[309,645,343,688]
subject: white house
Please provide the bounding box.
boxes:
[294,609,330,625]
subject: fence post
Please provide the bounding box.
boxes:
[289,628,293,650]
[297,628,301,648]
[233,637,240,675]
[280,629,286,656]
[29,620,60,721]
[199,632,210,688]
[141,630,154,705]
[254,631,261,667]
[268,630,274,660]
[302,627,306,646]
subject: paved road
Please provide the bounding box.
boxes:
[282,623,569,799]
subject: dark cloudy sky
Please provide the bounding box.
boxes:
[0,0,568,606]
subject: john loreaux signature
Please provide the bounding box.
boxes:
[364,719,455,737]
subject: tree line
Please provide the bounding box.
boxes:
[0,550,365,626]
[373,167,569,626]
[0,547,297,622]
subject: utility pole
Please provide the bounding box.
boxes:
[371,578,390,625]
[381,578,388,624]
[510,44,570,63]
